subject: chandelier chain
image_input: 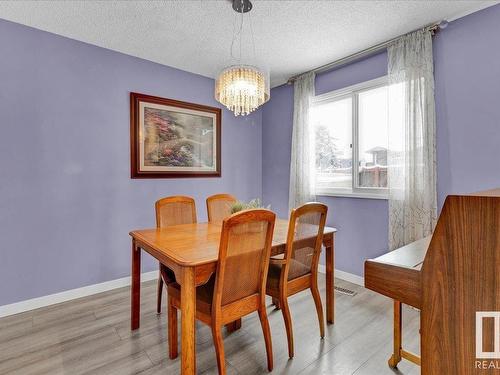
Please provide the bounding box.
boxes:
[249,7,256,62]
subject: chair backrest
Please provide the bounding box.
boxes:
[213,209,276,308]
[206,194,237,223]
[283,203,328,282]
[155,196,197,228]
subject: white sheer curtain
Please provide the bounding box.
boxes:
[387,30,437,250]
[289,72,316,212]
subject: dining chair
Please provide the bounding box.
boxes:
[155,195,197,314]
[167,209,276,375]
[266,202,328,358]
[206,193,237,223]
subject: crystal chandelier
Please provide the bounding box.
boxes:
[215,0,270,116]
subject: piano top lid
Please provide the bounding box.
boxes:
[468,187,500,197]
[369,236,431,269]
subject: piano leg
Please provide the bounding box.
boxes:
[388,300,402,368]
[388,300,421,368]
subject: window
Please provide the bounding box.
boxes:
[312,76,394,199]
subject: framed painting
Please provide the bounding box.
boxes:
[130,92,221,178]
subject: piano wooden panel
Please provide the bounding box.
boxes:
[365,237,430,309]
[421,194,500,375]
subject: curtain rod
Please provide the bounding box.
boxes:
[285,20,447,86]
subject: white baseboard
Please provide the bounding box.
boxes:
[334,269,365,286]
[0,270,158,318]
[318,265,364,286]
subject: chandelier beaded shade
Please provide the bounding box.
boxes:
[215,0,269,116]
[215,65,270,116]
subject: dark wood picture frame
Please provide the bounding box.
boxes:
[130,92,221,178]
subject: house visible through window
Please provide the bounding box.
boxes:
[311,76,396,199]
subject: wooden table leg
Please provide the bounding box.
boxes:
[324,234,335,324]
[225,319,242,333]
[388,300,402,368]
[131,239,141,330]
[181,267,196,375]
[272,297,281,309]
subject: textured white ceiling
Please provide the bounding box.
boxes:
[0,0,497,87]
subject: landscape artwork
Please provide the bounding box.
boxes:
[130,93,221,178]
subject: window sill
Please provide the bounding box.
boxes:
[316,190,388,200]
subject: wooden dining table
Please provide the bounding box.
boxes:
[129,219,336,375]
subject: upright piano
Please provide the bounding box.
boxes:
[365,189,500,374]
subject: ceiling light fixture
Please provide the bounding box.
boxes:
[215,0,270,116]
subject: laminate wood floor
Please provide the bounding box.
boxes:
[0,275,420,375]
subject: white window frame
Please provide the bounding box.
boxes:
[312,76,389,200]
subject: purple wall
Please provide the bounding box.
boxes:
[434,5,500,207]
[262,4,500,276]
[1,5,499,306]
[0,19,262,306]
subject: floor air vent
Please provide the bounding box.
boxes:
[334,286,357,296]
